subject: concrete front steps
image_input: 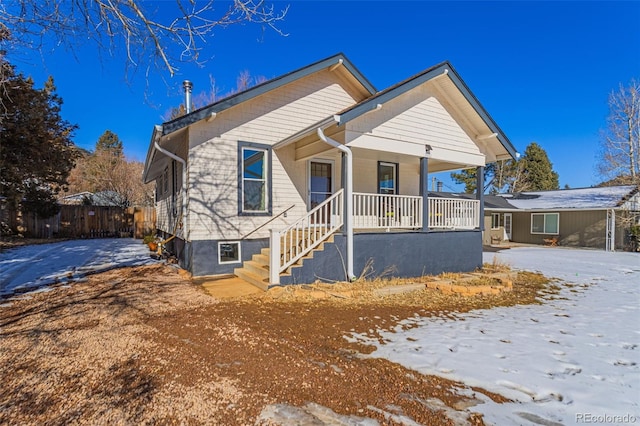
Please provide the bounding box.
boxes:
[234,235,334,291]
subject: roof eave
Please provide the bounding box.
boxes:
[142,125,163,184]
[161,53,377,137]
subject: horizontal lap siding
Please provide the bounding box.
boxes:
[156,138,188,237]
[348,88,480,156]
[352,157,420,196]
[188,71,359,241]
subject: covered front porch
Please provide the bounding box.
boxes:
[268,120,488,285]
[269,186,483,285]
[261,61,516,286]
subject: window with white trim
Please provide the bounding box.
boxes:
[218,241,241,264]
[531,213,559,235]
[378,162,398,195]
[238,142,271,215]
[491,213,501,229]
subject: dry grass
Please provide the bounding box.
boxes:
[253,265,553,313]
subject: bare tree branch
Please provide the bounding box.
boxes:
[597,79,640,185]
[0,0,288,77]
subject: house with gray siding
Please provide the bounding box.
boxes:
[142,53,517,289]
[484,185,640,251]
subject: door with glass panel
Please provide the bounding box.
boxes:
[504,213,512,240]
[309,160,333,224]
[378,162,397,226]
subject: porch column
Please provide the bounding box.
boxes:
[476,166,484,231]
[317,128,354,281]
[420,157,429,232]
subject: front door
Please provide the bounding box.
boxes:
[504,213,512,240]
[309,160,333,209]
[309,160,334,225]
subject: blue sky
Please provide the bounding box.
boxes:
[9,1,640,190]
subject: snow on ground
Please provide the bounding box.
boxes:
[349,247,640,425]
[0,238,157,298]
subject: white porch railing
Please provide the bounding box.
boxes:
[428,197,480,230]
[270,189,344,284]
[269,192,480,284]
[352,193,422,229]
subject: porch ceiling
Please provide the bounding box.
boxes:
[277,126,484,172]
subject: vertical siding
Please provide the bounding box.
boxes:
[187,70,360,241]
[510,210,612,249]
[559,211,607,249]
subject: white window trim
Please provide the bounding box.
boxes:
[241,146,269,214]
[308,158,335,209]
[378,161,398,195]
[530,212,559,235]
[218,241,241,264]
[491,213,501,230]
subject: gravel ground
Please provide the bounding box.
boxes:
[0,262,550,425]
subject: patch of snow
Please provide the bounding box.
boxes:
[349,247,640,425]
[0,238,158,298]
[505,186,636,210]
[257,402,380,425]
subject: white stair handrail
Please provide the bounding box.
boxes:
[270,189,344,284]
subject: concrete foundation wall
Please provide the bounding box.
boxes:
[281,230,482,284]
[186,237,269,277]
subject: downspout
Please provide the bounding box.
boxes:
[317,128,355,281]
[153,125,188,242]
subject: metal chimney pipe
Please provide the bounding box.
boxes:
[437,181,443,192]
[183,80,193,114]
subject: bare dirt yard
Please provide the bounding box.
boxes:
[0,261,551,425]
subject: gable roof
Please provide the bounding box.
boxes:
[161,53,376,136]
[143,53,376,183]
[335,61,517,160]
[491,185,639,211]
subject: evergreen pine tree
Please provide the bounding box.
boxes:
[519,142,560,190]
[0,58,79,218]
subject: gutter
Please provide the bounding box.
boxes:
[152,125,189,241]
[317,127,355,281]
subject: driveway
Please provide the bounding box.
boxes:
[0,238,158,298]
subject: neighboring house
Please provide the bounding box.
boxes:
[60,191,125,207]
[142,53,517,289]
[60,192,95,205]
[484,185,640,251]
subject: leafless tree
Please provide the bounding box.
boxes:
[0,0,287,77]
[65,148,154,207]
[162,69,267,120]
[597,79,640,185]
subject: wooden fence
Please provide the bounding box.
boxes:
[1,205,156,239]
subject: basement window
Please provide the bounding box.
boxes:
[531,213,559,235]
[218,241,241,264]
